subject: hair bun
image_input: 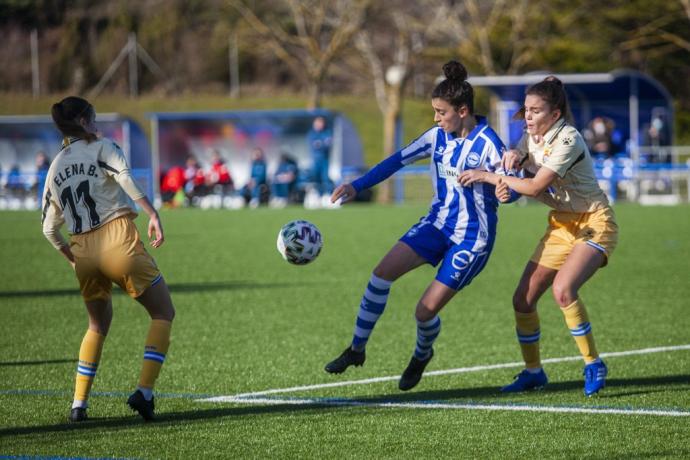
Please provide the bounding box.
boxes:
[443,60,468,83]
[544,75,563,87]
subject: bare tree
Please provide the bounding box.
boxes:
[355,1,447,202]
[619,3,690,56]
[230,0,369,108]
[440,0,543,75]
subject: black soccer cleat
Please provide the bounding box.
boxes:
[398,349,434,391]
[325,347,365,374]
[127,390,155,421]
[69,407,88,422]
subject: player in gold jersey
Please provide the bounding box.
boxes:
[42,96,175,421]
[458,76,618,396]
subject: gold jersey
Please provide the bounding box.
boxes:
[518,119,609,213]
[41,137,146,249]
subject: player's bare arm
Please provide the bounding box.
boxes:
[459,166,557,198]
[136,196,164,248]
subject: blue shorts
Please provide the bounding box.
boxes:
[399,221,493,291]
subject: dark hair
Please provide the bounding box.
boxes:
[516,76,573,122]
[51,96,97,142]
[431,60,474,113]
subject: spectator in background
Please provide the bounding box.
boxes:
[307,116,333,201]
[583,116,614,158]
[646,114,671,163]
[6,164,27,198]
[184,155,206,206]
[160,165,186,207]
[270,153,299,208]
[244,147,268,208]
[206,149,234,200]
[33,151,51,201]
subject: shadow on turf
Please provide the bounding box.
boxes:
[2,374,688,438]
[0,403,342,437]
[0,280,311,298]
[361,373,690,402]
[0,358,77,367]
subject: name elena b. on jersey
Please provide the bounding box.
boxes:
[53,162,98,187]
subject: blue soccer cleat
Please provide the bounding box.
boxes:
[501,368,548,393]
[583,360,607,396]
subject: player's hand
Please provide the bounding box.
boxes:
[501,149,523,172]
[458,169,488,187]
[331,183,356,204]
[148,212,165,248]
[495,177,511,203]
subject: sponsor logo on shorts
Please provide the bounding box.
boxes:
[451,250,475,270]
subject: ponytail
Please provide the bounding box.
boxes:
[51,96,98,143]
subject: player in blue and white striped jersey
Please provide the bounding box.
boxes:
[325,61,518,391]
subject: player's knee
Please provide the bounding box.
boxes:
[552,281,576,308]
[372,267,396,282]
[415,301,436,322]
[512,289,531,312]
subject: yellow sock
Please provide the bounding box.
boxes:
[562,299,599,363]
[74,329,106,405]
[515,311,541,369]
[138,319,172,390]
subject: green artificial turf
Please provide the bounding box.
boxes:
[1,202,689,458]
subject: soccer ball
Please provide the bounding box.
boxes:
[276,220,323,265]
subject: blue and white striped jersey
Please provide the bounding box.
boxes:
[352,116,512,248]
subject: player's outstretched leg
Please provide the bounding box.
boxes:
[129,279,175,421]
[325,273,392,374]
[128,318,171,421]
[501,310,548,393]
[501,368,549,393]
[324,347,366,374]
[70,329,106,422]
[561,298,606,395]
[398,316,440,391]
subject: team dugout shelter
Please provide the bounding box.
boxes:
[0,114,153,206]
[469,69,674,155]
[148,109,365,199]
[467,69,688,203]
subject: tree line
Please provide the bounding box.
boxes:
[2,0,689,150]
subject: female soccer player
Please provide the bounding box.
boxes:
[325,61,516,391]
[458,76,618,396]
[42,96,176,421]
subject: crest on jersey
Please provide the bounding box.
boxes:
[561,136,573,146]
[466,152,481,168]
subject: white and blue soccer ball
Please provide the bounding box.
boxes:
[276,220,323,265]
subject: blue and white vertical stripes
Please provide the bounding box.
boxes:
[414,316,441,360]
[351,274,392,351]
[144,350,166,363]
[351,117,509,249]
[570,322,592,337]
[517,328,541,344]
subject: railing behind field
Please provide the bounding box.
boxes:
[380,146,690,205]
[0,168,152,210]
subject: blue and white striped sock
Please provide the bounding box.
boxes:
[351,274,392,351]
[414,316,441,360]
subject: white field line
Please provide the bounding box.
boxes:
[206,396,690,417]
[200,343,690,402]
